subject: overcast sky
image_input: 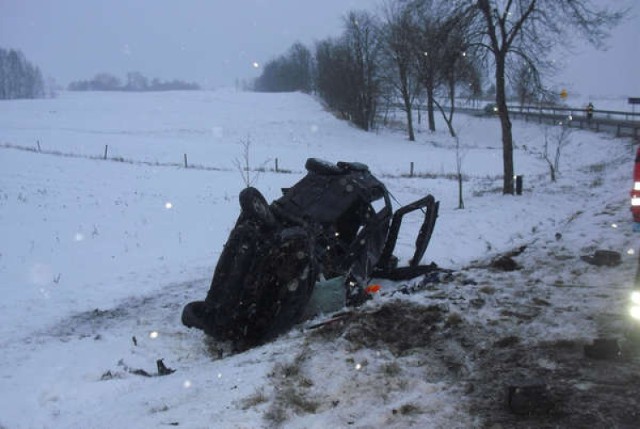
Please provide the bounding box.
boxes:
[1,0,638,97]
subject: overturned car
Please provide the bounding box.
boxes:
[182,158,439,347]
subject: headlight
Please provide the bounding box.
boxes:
[632,291,640,305]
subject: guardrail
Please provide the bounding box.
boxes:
[450,103,640,139]
[507,104,640,123]
[505,105,639,139]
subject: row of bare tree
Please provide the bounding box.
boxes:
[68,72,200,92]
[0,47,45,100]
[255,0,625,194]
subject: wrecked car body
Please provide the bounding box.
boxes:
[182,158,439,347]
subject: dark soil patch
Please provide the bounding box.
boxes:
[467,338,640,428]
[310,301,446,356]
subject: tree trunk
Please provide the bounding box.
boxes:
[496,55,514,195]
[426,86,436,132]
[458,173,464,209]
[401,87,415,141]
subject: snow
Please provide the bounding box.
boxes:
[1,90,638,428]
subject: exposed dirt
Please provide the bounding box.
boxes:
[307,294,640,428]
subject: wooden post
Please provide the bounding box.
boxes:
[515,175,523,195]
[184,153,188,168]
[275,158,279,172]
[37,140,41,152]
[104,145,108,159]
[410,162,414,177]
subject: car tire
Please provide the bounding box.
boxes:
[239,187,276,227]
[305,158,344,175]
[181,300,209,330]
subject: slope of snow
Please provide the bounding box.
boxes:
[0,90,638,428]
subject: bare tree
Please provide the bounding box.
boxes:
[512,61,541,109]
[0,48,45,99]
[473,0,625,194]
[380,1,422,141]
[408,0,447,133]
[542,121,572,182]
[455,134,466,209]
[233,136,264,188]
[343,10,383,131]
[431,7,479,138]
[254,42,313,93]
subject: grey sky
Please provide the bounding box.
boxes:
[1,0,638,96]
[0,0,376,87]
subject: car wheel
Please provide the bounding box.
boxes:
[239,187,276,227]
[181,300,209,330]
[305,158,344,175]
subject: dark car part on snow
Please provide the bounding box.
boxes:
[182,158,440,347]
[580,249,621,267]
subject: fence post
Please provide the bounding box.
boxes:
[184,153,188,168]
[37,140,41,152]
[515,175,523,195]
[275,158,279,172]
[104,145,108,160]
[410,162,414,177]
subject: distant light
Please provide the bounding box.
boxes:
[611,223,618,229]
[355,363,362,370]
[252,62,260,69]
[423,51,428,56]
[627,248,636,255]
[165,202,173,210]
[183,380,192,389]
[217,373,223,379]
[568,115,573,121]
[461,51,467,57]
[149,331,159,339]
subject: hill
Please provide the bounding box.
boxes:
[0,90,638,427]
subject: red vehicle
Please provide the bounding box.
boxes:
[632,146,640,325]
[632,146,640,231]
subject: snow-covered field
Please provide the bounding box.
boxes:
[1,90,639,428]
